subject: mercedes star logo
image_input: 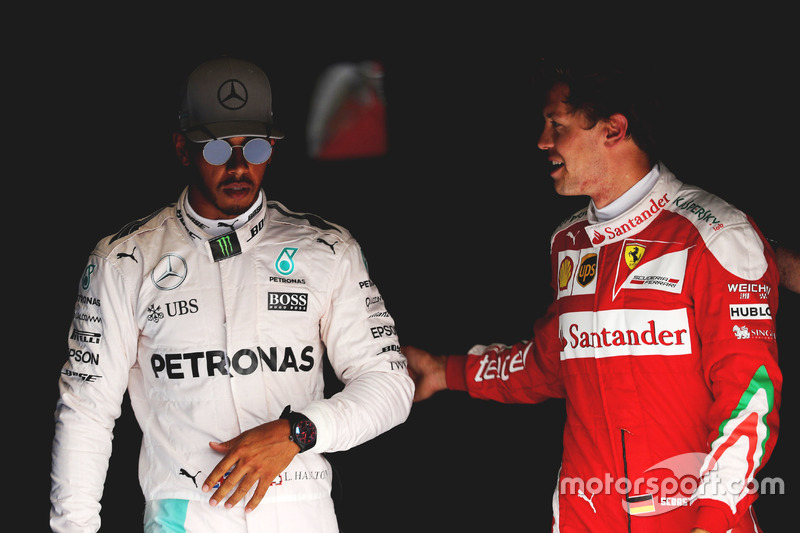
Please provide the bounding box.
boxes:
[217,79,248,110]
[151,253,188,290]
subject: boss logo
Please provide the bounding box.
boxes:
[268,292,308,312]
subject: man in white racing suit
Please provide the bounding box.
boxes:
[50,57,414,532]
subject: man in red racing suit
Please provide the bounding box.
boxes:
[403,62,781,533]
[446,164,780,532]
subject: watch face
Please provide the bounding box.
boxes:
[294,420,317,446]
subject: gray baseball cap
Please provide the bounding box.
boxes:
[178,57,284,142]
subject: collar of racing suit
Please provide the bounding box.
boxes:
[182,189,265,237]
[583,163,683,248]
[590,164,661,223]
[175,187,269,262]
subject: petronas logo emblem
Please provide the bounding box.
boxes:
[276,247,298,275]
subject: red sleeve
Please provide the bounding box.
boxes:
[445,300,565,404]
[691,220,782,532]
[445,354,468,391]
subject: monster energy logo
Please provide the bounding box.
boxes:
[217,236,235,255]
[210,232,242,261]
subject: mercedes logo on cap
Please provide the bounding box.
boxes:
[218,79,248,110]
[152,253,188,290]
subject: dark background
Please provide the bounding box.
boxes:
[28,7,797,532]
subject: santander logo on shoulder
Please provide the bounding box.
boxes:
[588,193,670,246]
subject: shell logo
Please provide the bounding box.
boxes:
[558,256,574,290]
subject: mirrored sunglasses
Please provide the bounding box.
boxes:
[202,138,273,166]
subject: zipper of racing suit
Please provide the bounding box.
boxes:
[621,428,632,533]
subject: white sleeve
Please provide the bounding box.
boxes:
[301,239,414,452]
[50,254,139,533]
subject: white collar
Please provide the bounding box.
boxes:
[591,165,660,223]
[183,190,264,238]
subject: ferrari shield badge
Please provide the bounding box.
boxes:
[624,244,645,270]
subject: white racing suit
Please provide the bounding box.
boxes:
[51,188,414,532]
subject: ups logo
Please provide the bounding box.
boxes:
[577,254,598,287]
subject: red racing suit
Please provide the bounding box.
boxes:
[446,166,781,533]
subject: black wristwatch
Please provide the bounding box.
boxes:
[280,405,317,453]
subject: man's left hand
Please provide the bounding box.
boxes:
[202,419,299,512]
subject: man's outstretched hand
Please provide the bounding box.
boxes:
[403,345,448,402]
